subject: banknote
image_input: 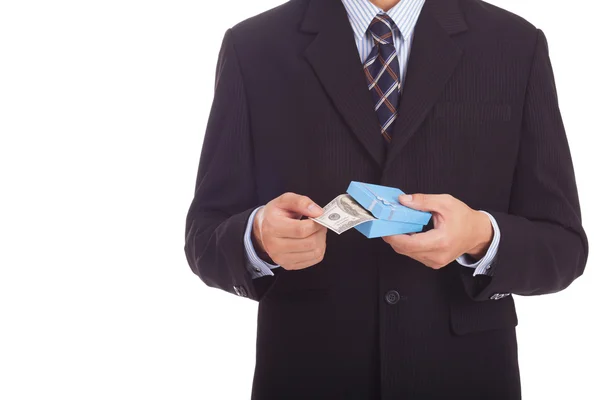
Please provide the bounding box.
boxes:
[310,194,375,234]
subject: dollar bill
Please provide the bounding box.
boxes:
[310,194,375,234]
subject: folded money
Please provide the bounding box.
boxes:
[310,182,432,238]
[311,194,375,235]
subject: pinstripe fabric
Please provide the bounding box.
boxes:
[185,1,587,395]
[244,0,498,279]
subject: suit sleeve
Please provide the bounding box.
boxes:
[461,29,588,301]
[184,29,276,301]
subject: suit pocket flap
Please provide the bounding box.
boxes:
[450,295,518,335]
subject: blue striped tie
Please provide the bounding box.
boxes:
[363,14,401,143]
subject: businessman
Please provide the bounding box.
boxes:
[184,0,588,398]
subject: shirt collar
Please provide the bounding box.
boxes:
[341,0,426,40]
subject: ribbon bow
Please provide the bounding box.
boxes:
[362,183,398,219]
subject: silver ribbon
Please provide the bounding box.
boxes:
[362,183,397,220]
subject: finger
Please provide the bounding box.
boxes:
[286,254,326,270]
[398,193,452,213]
[273,241,326,268]
[284,242,327,270]
[275,249,320,267]
[269,217,326,239]
[275,192,323,218]
[383,229,445,254]
[268,227,327,252]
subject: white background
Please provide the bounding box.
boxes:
[0,0,597,399]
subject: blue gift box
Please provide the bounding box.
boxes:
[346,181,432,238]
[354,219,425,238]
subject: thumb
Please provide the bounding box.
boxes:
[398,193,445,213]
[275,192,323,218]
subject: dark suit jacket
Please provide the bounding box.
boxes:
[184,0,588,398]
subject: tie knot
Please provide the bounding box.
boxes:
[368,14,396,45]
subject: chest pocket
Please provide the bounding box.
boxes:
[450,293,518,335]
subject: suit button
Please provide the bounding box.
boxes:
[385,290,401,305]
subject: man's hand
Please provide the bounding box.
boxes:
[252,193,327,270]
[382,194,493,269]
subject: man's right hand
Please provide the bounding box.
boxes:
[252,193,327,270]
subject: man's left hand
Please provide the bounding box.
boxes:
[382,194,493,269]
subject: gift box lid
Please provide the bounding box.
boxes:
[346,181,432,225]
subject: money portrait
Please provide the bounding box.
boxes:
[311,194,375,234]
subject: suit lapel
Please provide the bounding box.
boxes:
[302,0,386,168]
[384,0,468,170]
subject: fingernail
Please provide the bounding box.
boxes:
[308,203,320,212]
[400,194,413,202]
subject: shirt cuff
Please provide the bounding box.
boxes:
[456,211,500,276]
[244,206,281,279]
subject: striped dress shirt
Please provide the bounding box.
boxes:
[243,0,500,279]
